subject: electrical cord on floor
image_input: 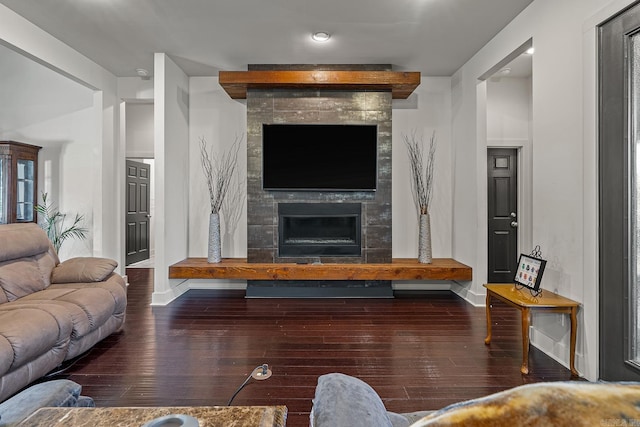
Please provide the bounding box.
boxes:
[43,351,91,378]
[227,364,272,406]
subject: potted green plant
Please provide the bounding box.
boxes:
[35,192,88,253]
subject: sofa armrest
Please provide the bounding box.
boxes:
[51,257,118,284]
[310,373,393,427]
[0,380,94,425]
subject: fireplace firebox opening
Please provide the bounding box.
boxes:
[278,203,361,257]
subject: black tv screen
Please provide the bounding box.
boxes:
[262,124,378,191]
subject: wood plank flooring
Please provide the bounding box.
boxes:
[49,269,580,427]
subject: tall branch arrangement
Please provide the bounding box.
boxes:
[404,131,436,215]
[199,135,242,214]
[221,172,246,236]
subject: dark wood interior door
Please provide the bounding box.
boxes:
[126,160,150,266]
[487,148,518,283]
[598,2,640,381]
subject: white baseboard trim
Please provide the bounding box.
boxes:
[151,279,190,305]
[450,281,485,306]
[530,327,583,377]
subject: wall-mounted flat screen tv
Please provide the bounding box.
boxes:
[262,124,378,191]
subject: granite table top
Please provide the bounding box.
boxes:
[18,405,287,427]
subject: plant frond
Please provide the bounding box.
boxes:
[35,193,88,253]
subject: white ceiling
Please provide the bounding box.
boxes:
[0,0,534,77]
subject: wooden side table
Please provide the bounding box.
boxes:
[483,283,580,376]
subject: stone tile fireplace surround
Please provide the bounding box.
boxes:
[246,65,393,265]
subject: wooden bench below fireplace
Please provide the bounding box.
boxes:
[168,258,472,281]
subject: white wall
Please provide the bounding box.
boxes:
[0,42,97,260]
[184,77,247,291]
[118,77,154,101]
[0,4,121,267]
[118,77,156,263]
[152,53,190,304]
[184,76,454,290]
[487,77,531,142]
[189,77,247,260]
[450,0,638,381]
[8,107,97,260]
[486,76,534,254]
[392,77,453,261]
[126,103,154,158]
[123,102,155,260]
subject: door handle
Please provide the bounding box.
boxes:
[511,221,518,228]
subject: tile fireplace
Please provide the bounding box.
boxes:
[278,203,362,258]
[246,66,393,266]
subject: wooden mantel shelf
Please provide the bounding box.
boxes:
[169,258,472,281]
[218,70,421,99]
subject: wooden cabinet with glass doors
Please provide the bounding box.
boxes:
[0,141,41,224]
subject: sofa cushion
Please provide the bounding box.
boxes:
[48,273,127,312]
[0,246,61,302]
[311,373,392,427]
[51,257,118,284]
[0,223,50,263]
[0,337,13,377]
[18,287,118,339]
[410,381,640,427]
[0,308,70,374]
[0,258,47,302]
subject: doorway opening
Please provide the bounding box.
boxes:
[126,159,154,266]
[487,148,518,282]
[481,39,533,283]
[122,101,155,267]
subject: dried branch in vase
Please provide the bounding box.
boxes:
[404,130,436,215]
[199,135,242,214]
[221,172,245,236]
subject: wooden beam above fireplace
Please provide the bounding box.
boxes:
[218,70,421,99]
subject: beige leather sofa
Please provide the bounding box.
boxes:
[0,223,127,401]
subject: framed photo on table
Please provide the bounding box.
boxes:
[514,253,547,295]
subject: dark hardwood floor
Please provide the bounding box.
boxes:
[49,268,580,426]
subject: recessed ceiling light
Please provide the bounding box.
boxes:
[500,67,512,75]
[311,31,331,42]
[525,47,535,55]
[136,68,151,80]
